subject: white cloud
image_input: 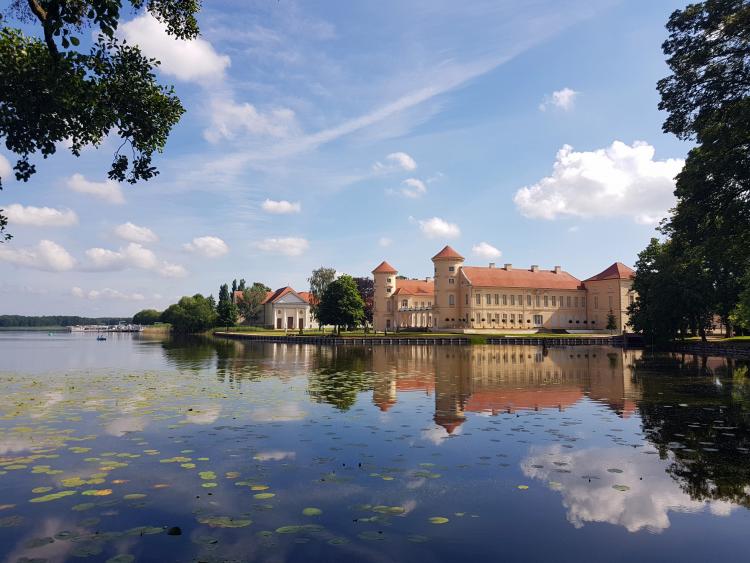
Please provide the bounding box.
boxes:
[4,204,78,227]
[399,178,427,198]
[472,242,502,259]
[114,222,158,243]
[67,173,125,204]
[254,451,297,461]
[0,239,75,272]
[378,237,392,247]
[204,98,298,143]
[539,87,578,111]
[120,13,230,84]
[374,151,417,172]
[261,199,302,214]
[84,243,187,278]
[71,287,145,301]
[253,237,309,257]
[513,141,684,225]
[184,405,221,425]
[183,236,229,258]
[418,217,460,239]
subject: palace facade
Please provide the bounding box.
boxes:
[372,245,635,334]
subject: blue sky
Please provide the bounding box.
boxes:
[0,0,690,316]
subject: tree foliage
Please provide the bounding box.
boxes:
[633,0,750,339]
[216,283,238,327]
[160,293,216,333]
[353,276,374,325]
[317,274,365,333]
[308,267,336,322]
[0,314,128,327]
[132,308,161,325]
[0,0,202,240]
[236,282,269,326]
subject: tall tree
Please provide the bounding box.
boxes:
[133,308,161,325]
[308,267,336,324]
[317,274,365,334]
[237,282,270,326]
[216,283,237,327]
[655,0,750,336]
[237,278,246,292]
[353,276,374,325]
[0,1,202,241]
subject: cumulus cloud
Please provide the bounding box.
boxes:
[67,173,125,204]
[254,451,297,461]
[374,151,417,172]
[539,87,578,111]
[114,222,158,243]
[84,243,186,277]
[4,204,78,227]
[253,237,309,257]
[513,141,684,225]
[472,242,502,259]
[261,199,302,214]
[0,154,10,177]
[0,239,75,271]
[120,13,230,83]
[204,98,297,143]
[183,236,229,258]
[398,178,427,198]
[418,217,460,239]
[72,287,145,301]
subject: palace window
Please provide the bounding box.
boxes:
[428,301,432,307]
[536,295,541,307]
[495,294,500,305]
[448,266,455,272]
[518,295,523,306]
[449,295,455,306]
[609,295,613,308]
[502,294,507,305]
[475,294,481,305]
[510,295,516,306]
[581,297,586,308]
[502,313,507,322]
[527,295,532,306]
[567,296,572,307]
[629,294,634,306]
[401,300,408,308]
[511,314,516,322]
[574,296,579,308]
[387,278,392,283]
[544,295,548,307]
[594,296,599,309]
[465,294,469,305]
[449,278,455,284]
[559,296,564,307]
[552,296,557,307]
[486,294,492,305]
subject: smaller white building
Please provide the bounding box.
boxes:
[262,287,318,330]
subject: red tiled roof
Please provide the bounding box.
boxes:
[585,262,635,282]
[432,245,464,261]
[261,286,311,305]
[372,260,398,274]
[392,279,434,296]
[298,291,316,305]
[461,267,582,290]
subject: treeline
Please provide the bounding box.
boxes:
[629,0,750,343]
[0,315,130,327]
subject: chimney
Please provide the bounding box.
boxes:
[504,263,513,271]
[531,265,539,272]
[554,266,561,274]
[489,262,495,269]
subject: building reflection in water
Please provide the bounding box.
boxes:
[369,345,643,433]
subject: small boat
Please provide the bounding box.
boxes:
[96,335,107,341]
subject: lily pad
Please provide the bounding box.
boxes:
[428,516,449,524]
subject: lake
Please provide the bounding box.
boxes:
[1,332,749,562]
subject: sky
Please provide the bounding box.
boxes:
[0,0,691,316]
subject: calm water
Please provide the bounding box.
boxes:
[1,332,749,563]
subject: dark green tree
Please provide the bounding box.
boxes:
[655,0,750,336]
[237,282,270,325]
[132,308,161,325]
[0,0,202,241]
[231,279,238,294]
[308,266,336,326]
[317,274,365,334]
[216,283,237,327]
[732,269,750,332]
[160,294,217,333]
[237,278,246,292]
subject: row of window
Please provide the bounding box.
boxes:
[468,293,586,309]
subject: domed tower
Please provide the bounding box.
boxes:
[372,260,398,332]
[431,246,464,330]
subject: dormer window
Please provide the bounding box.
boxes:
[448,266,455,272]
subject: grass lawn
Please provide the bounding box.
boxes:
[683,336,750,349]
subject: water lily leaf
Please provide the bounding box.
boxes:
[428,516,449,524]
[302,507,322,516]
[517,485,529,490]
[30,490,77,503]
[199,471,216,480]
[123,493,146,500]
[254,492,275,499]
[81,489,112,496]
[612,484,630,492]
[197,516,252,528]
[32,487,53,493]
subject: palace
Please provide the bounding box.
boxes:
[372,245,635,334]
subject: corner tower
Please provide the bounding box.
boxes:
[372,260,398,331]
[431,246,464,330]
